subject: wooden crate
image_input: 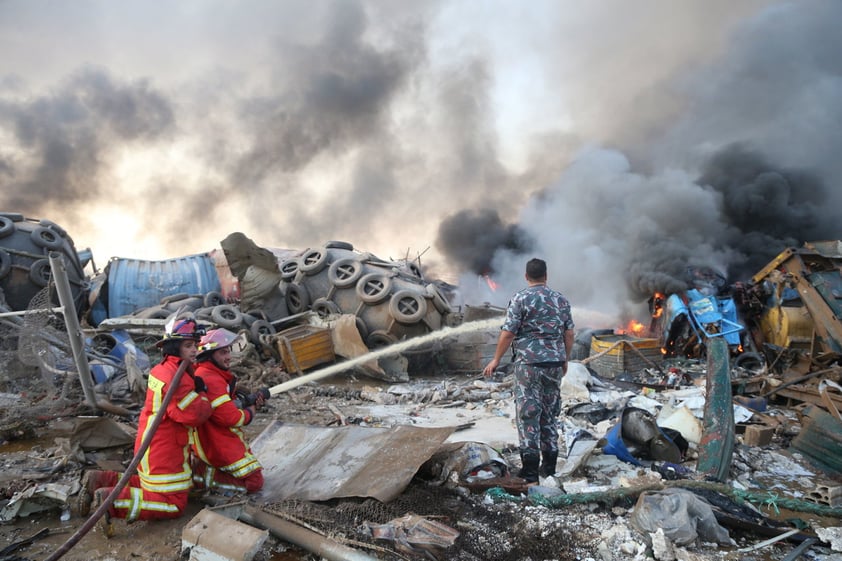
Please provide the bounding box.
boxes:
[275,325,335,374]
[588,333,662,378]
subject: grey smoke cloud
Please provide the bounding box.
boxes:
[0,67,174,214]
[0,0,837,327]
[443,0,841,323]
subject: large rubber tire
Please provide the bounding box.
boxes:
[244,308,269,322]
[356,273,392,304]
[136,306,171,319]
[250,319,276,341]
[0,216,14,239]
[203,291,225,308]
[285,283,311,314]
[733,352,764,372]
[327,258,364,288]
[30,226,64,251]
[39,219,68,238]
[280,259,301,281]
[29,259,52,287]
[367,330,398,349]
[355,316,369,341]
[160,292,190,306]
[389,290,428,324]
[325,241,354,251]
[300,248,328,275]
[211,304,244,329]
[195,307,214,322]
[0,249,10,279]
[312,297,341,318]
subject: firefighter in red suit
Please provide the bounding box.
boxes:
[76,317,212,535]
[190,328,265,494]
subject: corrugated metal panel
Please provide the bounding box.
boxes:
[106,253,221,317]
[251,421,454,502]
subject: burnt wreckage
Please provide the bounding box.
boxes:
[648,241,842,374]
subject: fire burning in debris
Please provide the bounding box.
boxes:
[650,293,665,320]
[617,319,647,337]
[482,274,499,292]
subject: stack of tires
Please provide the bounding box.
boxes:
[132,292,276,344]
[0,213,88,315]
[278,242,453,350]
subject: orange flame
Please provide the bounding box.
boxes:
[618,320,647,337]
[483,275,499,292]
[651,292,665,319]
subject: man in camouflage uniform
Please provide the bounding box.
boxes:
[483,258,574,482]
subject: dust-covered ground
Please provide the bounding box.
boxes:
[1,363,841,561]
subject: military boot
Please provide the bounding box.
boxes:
[540,450,559,477]
[517,451,540,483]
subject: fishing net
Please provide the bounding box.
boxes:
[0,287,82,441]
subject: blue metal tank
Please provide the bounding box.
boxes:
[102,253,221,318]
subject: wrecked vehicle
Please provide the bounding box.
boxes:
[646,241,842,374]
[649,266,746,360]
[734,240,842,372]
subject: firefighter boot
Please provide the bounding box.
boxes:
[74,470,117,517]
[92,488,114,538]
[540,450,559,478]
[517,451,540,483]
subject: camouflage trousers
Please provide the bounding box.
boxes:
[514,362,564,455]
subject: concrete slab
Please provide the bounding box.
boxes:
[182,508,268,561]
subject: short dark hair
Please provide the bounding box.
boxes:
[526,258,547,281]
[160,339,184,357]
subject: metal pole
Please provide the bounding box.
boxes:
[48,252,98,410]
[239,505,380,561]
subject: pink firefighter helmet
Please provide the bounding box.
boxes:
[197,328,238,356]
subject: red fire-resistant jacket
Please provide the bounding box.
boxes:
[192,360,262,479]
[136,355,212,494]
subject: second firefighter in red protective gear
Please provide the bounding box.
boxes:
[191,328,265,494]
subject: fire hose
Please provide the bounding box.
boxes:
[43,359,191,561]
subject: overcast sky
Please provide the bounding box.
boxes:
[2,0,840,323]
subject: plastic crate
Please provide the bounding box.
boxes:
[275,325,335,373]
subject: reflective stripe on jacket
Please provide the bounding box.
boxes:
[192,360,262,478]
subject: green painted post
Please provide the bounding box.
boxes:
[697,338,734,481]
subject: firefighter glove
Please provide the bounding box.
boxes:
[194,376,208,393]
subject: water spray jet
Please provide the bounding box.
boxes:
[267,317,502,396]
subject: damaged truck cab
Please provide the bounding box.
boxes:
[735,240,842,371]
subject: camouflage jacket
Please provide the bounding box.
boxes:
[501,284,574,364]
